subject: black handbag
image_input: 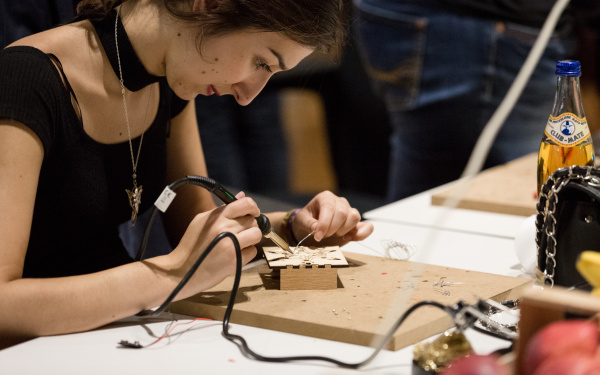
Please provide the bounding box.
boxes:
[536,165,600,288]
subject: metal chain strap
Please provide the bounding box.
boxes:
[535,165,600,287]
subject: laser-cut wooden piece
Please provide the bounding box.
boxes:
[264,246,348,290]
[279,265,338,290]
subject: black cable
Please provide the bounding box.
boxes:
[127,176,515,367]
[135,175,269,316]
[136,231,239,317]
[132,223,508,367]
[135,175,222,262]
[222,299,448,368]
[135,175,272,262]
[135,222,458,366]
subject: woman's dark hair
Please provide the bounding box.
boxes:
[76,0,346,54]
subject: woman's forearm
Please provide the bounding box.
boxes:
[0,255,179,340]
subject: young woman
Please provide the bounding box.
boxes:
[0,0,373,347]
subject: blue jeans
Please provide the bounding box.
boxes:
[354,0,574,201]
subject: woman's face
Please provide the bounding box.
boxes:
[164,29,314,104]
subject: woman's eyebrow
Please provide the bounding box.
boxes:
[269,48,287,70]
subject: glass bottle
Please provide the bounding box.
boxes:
[537,60,595,194]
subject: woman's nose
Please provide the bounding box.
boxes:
[233,75,271,106]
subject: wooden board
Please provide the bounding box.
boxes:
[431,153,538,216]
[169,252,531,351]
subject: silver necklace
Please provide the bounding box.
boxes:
[115,7,153,226]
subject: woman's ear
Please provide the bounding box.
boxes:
[192,0,219,13]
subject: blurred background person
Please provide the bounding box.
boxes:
[353,0,581,202]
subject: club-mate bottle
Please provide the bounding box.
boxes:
[537,60,595,194]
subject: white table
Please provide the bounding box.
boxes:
[0,187,531,374]
[363,183,531,240]
[0,312,511,375]
[343,221,526,278]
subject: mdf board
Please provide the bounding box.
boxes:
[169,252,531,351]
[431,153,538,216]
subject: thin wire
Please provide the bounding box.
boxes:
[295,230,315,248]
[144,318,213,348]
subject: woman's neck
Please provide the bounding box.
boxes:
[118,0,169,77]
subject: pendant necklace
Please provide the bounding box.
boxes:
[115,7,153,226]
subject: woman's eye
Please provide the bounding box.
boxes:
[256,59,272,73]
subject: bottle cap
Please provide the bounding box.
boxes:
[556,60,581,77]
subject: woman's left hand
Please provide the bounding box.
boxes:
[291,190,374,247]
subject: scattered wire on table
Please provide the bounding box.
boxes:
[119,317,214,349]
[380,238,417,260]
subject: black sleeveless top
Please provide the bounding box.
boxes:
[0,11,188,277]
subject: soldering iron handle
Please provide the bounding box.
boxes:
[197,176,271,235]
[254,214,271,236]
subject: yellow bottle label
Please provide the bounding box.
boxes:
[544,113,590,146]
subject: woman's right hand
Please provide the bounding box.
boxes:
[165,195,263,298]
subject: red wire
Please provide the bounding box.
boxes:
[145,317,213,348]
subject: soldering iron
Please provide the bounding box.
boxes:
[135,175,290,262]
[208,181,291,252]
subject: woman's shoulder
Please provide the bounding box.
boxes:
[4,21,95,69]
[2,22,100,90]
[0,40,81,155]
[0,45,73,100]
[0,46,61,88]
[6,21,90,52]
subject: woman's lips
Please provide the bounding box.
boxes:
[207,85,221,96]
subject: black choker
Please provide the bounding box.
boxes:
[91,9,160,92]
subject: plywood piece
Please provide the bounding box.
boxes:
[431,153,538,216]
[280,265,338,290]
[169,252,531,351]
[264,247,346,290]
